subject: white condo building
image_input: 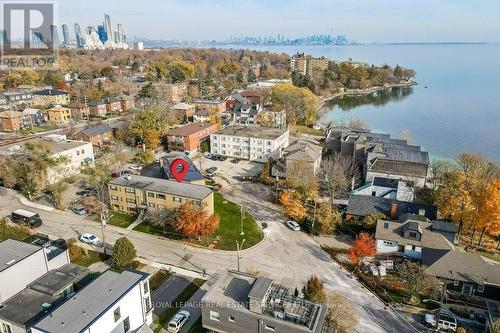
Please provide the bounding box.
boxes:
[210,126,289,162]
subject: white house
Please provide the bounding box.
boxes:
[374,214,455,260]
[31,270,153,333]
[210,126,289,162]
[351,177,415,202]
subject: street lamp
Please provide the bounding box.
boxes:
[100,211,110,256]
[236,239,246,271]
[240,204,245,236]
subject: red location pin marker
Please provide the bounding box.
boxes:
[169,158,189,183]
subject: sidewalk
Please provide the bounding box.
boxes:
[127,212,144,230]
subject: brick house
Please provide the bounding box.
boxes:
[88,100,107,117]
[192,99,226,114]
[166,122,218,153]
[104,97,122,113]
[0,110,24,131]
[119,95,135,111]
[47,106,72,124]
[33,89,70,106]
[74,124,113,147]
[69,102,90,121]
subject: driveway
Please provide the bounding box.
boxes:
[193,155,264,184]
[151,275,193,316]
[0,186,416,333]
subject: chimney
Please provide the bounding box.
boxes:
[390,203,398,219]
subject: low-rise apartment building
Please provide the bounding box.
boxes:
[108,174,214,215]
[74,124,113,147]
[2,91,33,105]
[69,102,90,121]
[34,89,70,106]
[0,111,24,131]
[0,134,94,183]
[210,126,289,162]
[173,102,196,120]
[193,99,226,113]
[290,53,329,76]
[31,269,153,333]
[201,270,329,333]
[104,97,122,113]
[47,106,72,124]
[88,100,107,117]
[166,122,218,154]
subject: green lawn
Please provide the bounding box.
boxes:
[72,250,110,267]
[149,270,173,291]
[153,279,205,333]
[107,212,137,228]
[133,193,264,251]
[292,125,324,136]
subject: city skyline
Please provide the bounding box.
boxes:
[59,0,500,43]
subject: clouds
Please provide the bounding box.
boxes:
[60,0,500,42]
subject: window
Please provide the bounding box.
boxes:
[267,141,272,145]
[123,317,130,332]
[113,307,121,322]
[143,281,149,294]
[145,296,152,312]
[477,284,485,292]
[209,311,220,321]
[148,192,155,198]
[0,322,12,333]
[125,188,135,194]
[265,325,275,331]
[111,196,119,200]
[156,194,166,200]
[228,315,235,322]
[173,197,182,203]
[110,185,118,191]
[453,280,459,286]
[126,199,136,204]
[408,231,417,238]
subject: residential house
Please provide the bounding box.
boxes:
[258,109,287,128]
[239,90,264,105]
[193,99,226,114]
[103,97,122,113]
[272,140,323,178]
[47,106,72,124]
[34,89,70,106]
[159,152,205,185]
[225,93,251,111]
[351,176,415,203]
[210,126,289,162]
[69,102,90,121]
[166,122,218,154]
[424,250,500,303]
[193,109,210,123]
[74,124,113,147]
[162,82,188,103]
[172,102,196,121]
[22,108,45,127]
[0,111,24,131]
[108,174,214,215]
[0,238,70,303]
[325,127,429,187]
[88,100,107,117]
[374,214,455,260]
[346,194,437,221]
[225,103,262,126]
[201,270,330,333]
[0,263,88,333]
[0,134,94,183]
[31,270,153,333]
[2,91,33,105]
[0,94,8,106]
[118,95,135,111]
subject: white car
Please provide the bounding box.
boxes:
[167,310,190,332]
[286,220,301,231]
[80,233,100,246]
[130,164,143,171]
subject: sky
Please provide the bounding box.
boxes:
[59,0,500,42]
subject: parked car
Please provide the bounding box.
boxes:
[286,220,301,231]
[130,164,143,171]
[205,153,213,159]
[218,155,227,161]
[424,313,457,332]
[72,206,88,215]
[79,233,100,246]
[210,154,220,161]
[230,158,240,164]
[206,167,218,174]
[76,190,92,197]
[167,310,190,332]
[11,209,42,227]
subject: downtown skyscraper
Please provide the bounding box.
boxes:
[61,24,70,45]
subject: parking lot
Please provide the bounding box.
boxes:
[192,154,264,185]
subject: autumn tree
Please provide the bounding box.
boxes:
[48,181,67,210]
[476,179,500,247]
[279,190,307,222]
[302,275,326,303]
[363,212,387,225]
[143,129,161,149]
[317,203,342,235]
[325,292,359,333]
[167,60,195,82]
[322,153,359,205]
[348,232,376,264]
[130,109,172,149]
[174,202,220,240]
[270,83,319,126]
[396,261,439,304]
[286,160,318,200]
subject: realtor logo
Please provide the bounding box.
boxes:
[1,2,58,69]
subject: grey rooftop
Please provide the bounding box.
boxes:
[214,125,288,140]
[0,239,41,273]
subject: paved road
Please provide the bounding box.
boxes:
[0,184,417,333]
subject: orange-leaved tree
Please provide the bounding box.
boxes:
[349,232,376,265]
[279,190,307,222]
[174,202,220,240]
[476,179,500,247]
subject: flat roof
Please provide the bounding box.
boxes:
[160,153,205,182]
[109,174,213,200]
[32,270,147,333]
[29,264,89,296]
[214,126,288,140]
[0,137,90,156]
[0,288,59,327]
[0,239,41,273]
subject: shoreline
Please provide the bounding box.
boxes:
[317,80,417,110]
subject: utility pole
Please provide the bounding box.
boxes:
[236,239,246,271]
[100,210,109,255]
[240,204,245,236]
[436,282,446,329]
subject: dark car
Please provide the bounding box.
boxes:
[230,158,240,164]
[76,190,91,197]
[206,167,218,174]
[210,155,219,161]
[218,155,227,161]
